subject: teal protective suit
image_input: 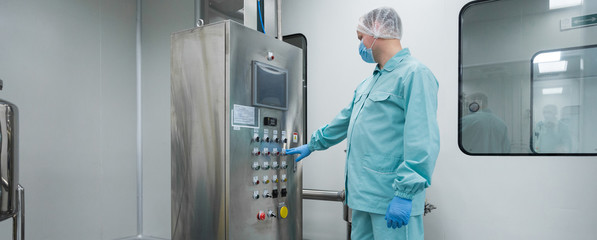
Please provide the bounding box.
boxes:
[307,48,440,218]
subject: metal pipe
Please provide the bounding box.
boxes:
[195,0,200,26]
[21,186,24,240]
[302,189,345,202]
[12,185,24,240]
[343,204,351,240]
[277,0,282,41]
[12,213,16,240]
[1,177,8,190]
[136,0,143,237]
[303,189,350,239]
[195,0,204,27]
[18,185,24,240]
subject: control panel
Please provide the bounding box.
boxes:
[227,58,302,237]
[249,122,293,223]
[228,104,303,239]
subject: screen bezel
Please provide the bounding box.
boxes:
[252,61,289,111]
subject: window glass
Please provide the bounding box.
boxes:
[459,0,597,155]
[532,46,597,154]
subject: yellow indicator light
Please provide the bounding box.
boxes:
[279,206,288,219]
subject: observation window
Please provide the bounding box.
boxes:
[459,0,597,155]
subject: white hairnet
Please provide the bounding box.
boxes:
[357,7,402,39]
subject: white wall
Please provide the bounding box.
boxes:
[0,0,138,239]
[283,0,597,239]
[140,0,194,238]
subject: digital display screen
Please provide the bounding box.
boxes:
[253,61,288,110]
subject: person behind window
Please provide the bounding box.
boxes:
[460,92,511,153]
[559,105,579,152]
[533,104,572,153]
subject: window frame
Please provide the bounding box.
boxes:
[529,44,597,156]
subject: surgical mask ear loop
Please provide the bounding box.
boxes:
[370,37,378,50]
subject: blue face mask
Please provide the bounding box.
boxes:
[358,39,377,63]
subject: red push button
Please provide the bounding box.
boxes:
[257,211,266,221]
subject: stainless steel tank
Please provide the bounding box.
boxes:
[0,79,25,240]
[0,79,19,222]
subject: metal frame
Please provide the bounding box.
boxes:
[281,33,308,142]
[302,189,351,240]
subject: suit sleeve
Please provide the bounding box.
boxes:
[307,91,356,152]
[393,67,440,199]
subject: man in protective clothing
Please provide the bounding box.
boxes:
[286,6,440,239]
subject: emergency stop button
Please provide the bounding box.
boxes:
[257,211,266,221]
[279,206,288,219]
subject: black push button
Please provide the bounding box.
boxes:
[272,189,279,198]
[281,188,287,197]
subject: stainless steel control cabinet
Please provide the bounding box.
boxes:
[171,21,304,240]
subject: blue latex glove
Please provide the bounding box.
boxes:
[385,196,412,229]
[285,144,312,162]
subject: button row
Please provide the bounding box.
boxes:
[256,206,288,221]
[253,136,287,143]
[252,161,288,170]
[252,175,287,185]
[252,188,288,199]
[253,130,288,143]
[252,147,284,156]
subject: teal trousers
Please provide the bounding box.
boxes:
[351,209,423,240]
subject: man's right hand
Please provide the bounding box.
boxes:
[285,145,312,162]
